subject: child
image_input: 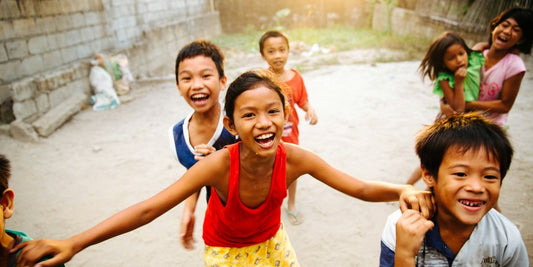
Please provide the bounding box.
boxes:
[13,70,433,267]
[462,7,532,127]
[0,154,65,267]
[380,113,529,266]
[169,40,237,249]
[259,30,319,225]
[406,31,484,185]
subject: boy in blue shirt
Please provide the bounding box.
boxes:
[168,40,236,249]
[380,113,528,266]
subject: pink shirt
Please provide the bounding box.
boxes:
[479,50,526,126]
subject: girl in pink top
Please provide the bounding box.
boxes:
[443,7,533,127]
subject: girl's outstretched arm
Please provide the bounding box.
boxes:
[285,144,434,218]
[13,150,228,267]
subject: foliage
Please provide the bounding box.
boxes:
[211,24,431,61]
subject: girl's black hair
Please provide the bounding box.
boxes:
[224,70,287,122]
[419,31,472,81]
[489,7,533,54]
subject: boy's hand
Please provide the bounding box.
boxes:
[305,107,318,125]
[179,209,197,250]
[399,186,434,219]
[13,239,74,267]
[193,144,216,161]
[394,210,434,265]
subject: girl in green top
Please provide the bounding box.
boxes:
[407,31,484,186]
[419,31,484,115]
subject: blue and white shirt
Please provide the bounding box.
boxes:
[380,209,528,267]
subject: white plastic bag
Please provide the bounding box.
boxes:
[89,65,120,111]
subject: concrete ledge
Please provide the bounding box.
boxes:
[32,93,87,137]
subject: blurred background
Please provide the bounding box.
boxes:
[0,0,532,138]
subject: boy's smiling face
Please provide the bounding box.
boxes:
[423,146,501,227]
[261,37,289,73]
[176,55,227,113]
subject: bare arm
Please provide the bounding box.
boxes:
[301,102,318,125]
[14,151,228,266]
[285,145,434,217]
[440,68,466,113]
[465,72,524,113]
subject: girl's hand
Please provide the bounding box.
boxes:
[440,98,456,117]
[472,42,489,51]
[454,67,467,84]
[398,186,434,219]
[394,210,434,265]
[13,239,75,267]
[193,144,216,161]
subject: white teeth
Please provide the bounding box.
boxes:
[256,133,273,140]
[460,200,484,207]
[191,94,207,99]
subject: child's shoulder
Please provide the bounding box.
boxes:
[5,229,32,242]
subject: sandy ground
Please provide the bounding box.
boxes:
[2,51,532,266]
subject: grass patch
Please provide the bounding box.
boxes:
[211,25,431,61]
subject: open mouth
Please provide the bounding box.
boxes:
[459,199,485,207]
[496,35,509,43]
[255,133,275,148]
[191,93,209,104]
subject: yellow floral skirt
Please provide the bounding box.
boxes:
[204,224,299,267]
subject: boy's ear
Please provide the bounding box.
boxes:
[421,168,436,189]
[223,116,238,136]
[220,75,228,91]
[1,189,14,219]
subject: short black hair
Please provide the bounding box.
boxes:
[175,39,225,84]
[0,154,11,193]
[416,113,513,181]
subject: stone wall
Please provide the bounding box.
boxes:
[0,0,220,140]
[372,4,486,46]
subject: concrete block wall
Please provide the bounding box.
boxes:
[372,4,485,46]
[0,0,220,140]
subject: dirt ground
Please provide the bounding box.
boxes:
[2,50,532,266]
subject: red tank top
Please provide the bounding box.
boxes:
[202,142,287,247]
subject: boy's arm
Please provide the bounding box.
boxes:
[301,102,318,125]
[394,210,434,267]
[286,145,434,218]
[179,192,199,250]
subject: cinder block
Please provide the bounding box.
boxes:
[0,21,15,40]
[10,120,39,142]
[10,77,36,101]
[0,45,7,62]
[48,85,70,107]
[13,99,37,120]
[35,93,50,114]
[6,39,28,59]
[28,35,49,54]
[20,55,44,77]
[0,60,21,83]
[32,92,86,137]
[13,18,37,38]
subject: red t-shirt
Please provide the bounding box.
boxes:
[281,69,309,145]
[202,142,288,247]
